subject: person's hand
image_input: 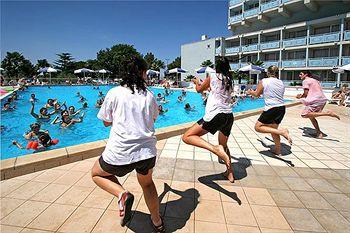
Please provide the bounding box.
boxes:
[296,94,302,99]
[193,78,198,84]
[246,89,253,95]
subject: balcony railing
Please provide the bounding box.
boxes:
[225,46,240,54]
[229,0,244,7]
[260,41,280,50]
[283,37,307,47]
[282,59,306,68]
[215,47,221,54]
[308,57,339,67]
[261,0,280,11]
[243,8,259,18]
[263,61,279,67]
[342,56,350,65]
[229,14,242,24]
[242,44,259,52]
[230,63,240,70]
[344,30,350,41]
[309,32,340,44]
[281,0,292,3]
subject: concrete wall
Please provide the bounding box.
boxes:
[181,38,216,80]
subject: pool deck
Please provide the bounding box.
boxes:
[1,104,350,233]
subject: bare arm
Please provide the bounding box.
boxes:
[296,89,309,99]
[30,102,39,119]
[194,77,210,93]
[246,81,263,97]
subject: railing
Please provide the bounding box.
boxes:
[282,59,306,67]
[230,63,240,70]
[263,61,279,67]
[260,41,280,50]
[261,0,280,11]
[283,37,307,47]
[242,44,259,52]
[309,32,340,44]
[342,56,350,65]
[344,30,350,41]
[229,14,242,24]
[241,62,249,67]
[243,8,259,18]
[308,57,339,67]
[225,46,240,54]
[229,0,244,7]
[281,0,292,3]
[215,47,221,54]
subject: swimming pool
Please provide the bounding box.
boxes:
[1,85,284,160]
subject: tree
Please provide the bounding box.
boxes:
[201,60,214,68]
[36,59,50,68]
[54,53,75,73]
[167,57,181,70]
[144,52,155,68]
[250,60,264,66]
[96,44,142,77]
[1,51,35,79]
[143,52,165,71]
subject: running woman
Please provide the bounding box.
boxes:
[91,56,164,232]
[247,66,292,155]
[296,71,340,138]
[182,57,234,183]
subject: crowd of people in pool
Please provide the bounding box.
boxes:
[2,85,107,152]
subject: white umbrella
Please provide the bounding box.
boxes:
[74,68,94,79]
[167,68,187,87]
[96,69,111,83]
[146,69,160,76]
[332,63,350,73]
[195,66,216,74]
[239,64,265,84]
[37,67,57,84]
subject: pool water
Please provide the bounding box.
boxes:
[1,85,283,160]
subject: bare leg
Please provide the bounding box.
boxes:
[91,160,125,197]
[254,121,292,145]
[182,123,234,182]
[307,117,324,138]
[137,169,162,226]
[270,124,281,155]
[304,111,340,120]
[218,132,234,181]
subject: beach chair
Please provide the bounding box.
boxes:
[344,96,350,107]
[328,98,342,106]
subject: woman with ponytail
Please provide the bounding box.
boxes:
[182,57,235,183]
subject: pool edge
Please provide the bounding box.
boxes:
[0,100,302,180]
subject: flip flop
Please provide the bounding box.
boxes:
[151,216,165,233]
[118,191,134,227]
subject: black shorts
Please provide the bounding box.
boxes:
[258,106,286,125]
[197,113,234,137]
[99,156,156,177]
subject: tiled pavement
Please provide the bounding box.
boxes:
[1,104,350,233]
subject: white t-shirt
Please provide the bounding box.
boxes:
[97,86,159,165]
[261,77,285,111]
[203,73,233,121]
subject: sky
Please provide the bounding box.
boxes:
[1,0,230,65]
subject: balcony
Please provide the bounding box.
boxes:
[229,14,242,24]
[261,0,280,11]
[225,46,240,54]
[260,41,280,50]
[230,63,240,70]
[229,0,244,7]
[309,32,340,44]
[282,59,306,67]
[263,61,279,67]
[344,30,350,41]
[243,8,259,18]
[283,37,307,47]
[342,56,350,65]
[308,57,339,67]
[242,44,259,52]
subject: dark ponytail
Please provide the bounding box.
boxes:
[120,55,148,94]
[215,56,233,91]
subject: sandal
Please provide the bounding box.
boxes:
[118,191,134,227]
[151,216,165,233]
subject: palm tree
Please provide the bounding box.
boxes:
[201,60,214,68]
[250,60,264,67]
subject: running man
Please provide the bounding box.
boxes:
[182,57,234,183]
[296,71,340,138]
[91,56,164,232]
[247,66,292,155]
